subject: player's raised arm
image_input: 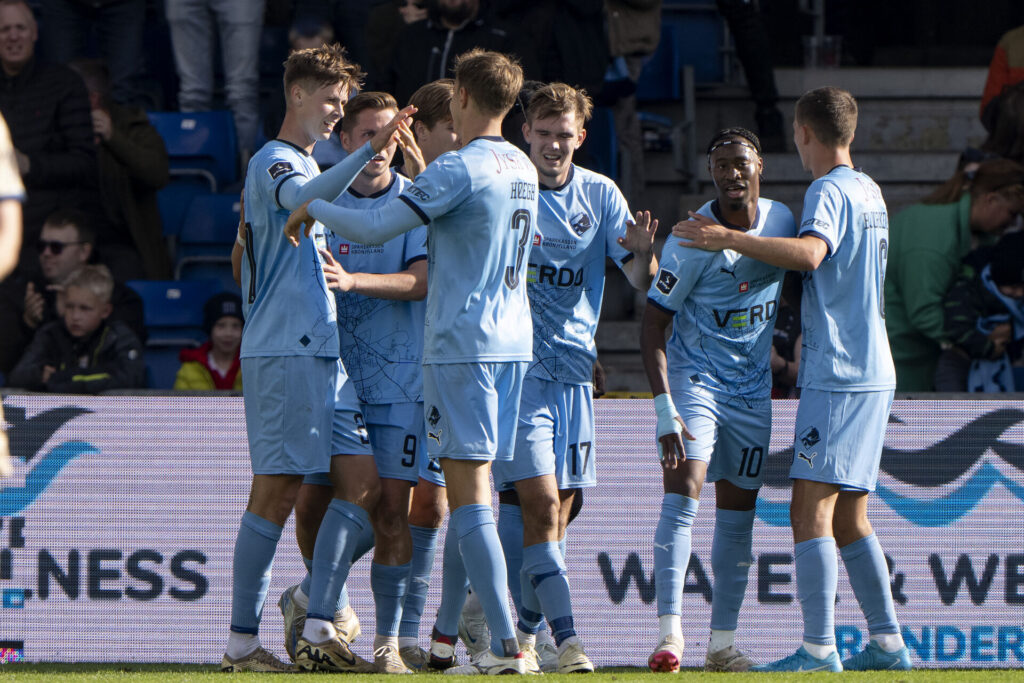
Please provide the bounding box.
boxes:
[320,247,426,300]
[285,195,423,246]
[619,209,659,289]
[277,105,416,210]
[675,212,828,271]
[640,300,693,470]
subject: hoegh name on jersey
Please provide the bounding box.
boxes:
[510,180,536,200]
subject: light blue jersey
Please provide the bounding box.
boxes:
[327,172,428,404]
[797,166,896,391]
[398,136,537,364]
[527,165,633,385]
[241,140,338,358]
[648,198,796,398]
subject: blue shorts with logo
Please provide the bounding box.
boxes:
[495,376,596,491]
[422,361,528,461]
[671,384,771,490]
[790,388,894,492]
[304,360,374,486]
[363,402,423,484]
[242,355,335,476]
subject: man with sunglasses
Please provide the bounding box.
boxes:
[0,208,144,375]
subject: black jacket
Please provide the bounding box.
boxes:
[8,318,145,393]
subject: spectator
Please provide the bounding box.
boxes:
[885,159,1024,392]
[173,292,243,390]
[8,264,145,392]
[366,0,428,83]
[38,0,146,106]
[980,23,1024,125]
[959,80,1024,173]
[70,59,171,281]
[164,0,263,157]
[292,0,370,70]
[378,0,515,106]
[0,0,97,272]
[606,0,660,202]
[939,231,1024,392]
[0,208,145,374]
[0,111,24,478]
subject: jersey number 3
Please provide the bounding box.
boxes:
[504,209,532,290]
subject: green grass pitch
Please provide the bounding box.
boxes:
[2,664,1023,681]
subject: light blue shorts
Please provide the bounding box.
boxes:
[421,361,528,461]
[495,377,596,491]
[303,360,374,486]
[790,388,894,491]
[419,452,446,487]
[671,385,771,490]
[242,356,335,476]
[363,402,423,484]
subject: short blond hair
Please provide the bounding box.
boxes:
[340,91,398,133]
[63,265,113,304]
[283,42,364,94]
[453,49,522,117]
[409,79,454,132]
[794,86,858,148]
[526,82,593,128]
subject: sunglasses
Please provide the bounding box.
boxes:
[36,239,84,255]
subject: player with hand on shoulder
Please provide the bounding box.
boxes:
[489,82,657,674]
[676,88,911,673]
[285,48,537,676]
[222,43,411,674]
[643,128,795,673]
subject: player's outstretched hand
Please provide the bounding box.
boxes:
[284,199,315,247]
[618,210,658,257]
[398,120,427,178]
[674,211,732,251]
[319,248,356,292]
[371,104,418,154]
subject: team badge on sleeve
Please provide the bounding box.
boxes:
[656,269,679,295]
[267,161,293,179]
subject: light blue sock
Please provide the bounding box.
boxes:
[840,534,900,635]
[497,503,524,612]
[452,504,518,657]
[796,536,838,645]
[523,541,575,646]
[434,516,469,636]
[654,494,699,617]
[372,562,411,637]
[709,508,755,631]
[300,556,313,597]
[230,511,283,633]
[308,499,369,621]
[517,563,544,634]
[335,522,375,612]
[399,525,440,639]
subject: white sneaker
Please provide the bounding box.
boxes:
[557,639,594,674]
[518,643,542,674]
[458,591,491,657]
[536,635,558,672]
[427,630,458,670]
[649,633,684,673]
[334,604,361,644]
[705,644,755,672]
[374,643,413,674]
[277,585,305,662]
[445,649,528,675]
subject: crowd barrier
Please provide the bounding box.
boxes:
[1,396,1022,667]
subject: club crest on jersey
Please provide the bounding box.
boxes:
[267,160,293,180]
[570,212,592,236]
[427,406,441,427]
[739,281,749,293]
[656,270,678,295]
[799,426,821,448]
[337,244,350,255]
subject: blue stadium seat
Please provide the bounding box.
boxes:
[637,7,725,102]
[175,193,241,290]
[126,278,221,340]
[144,345,193,390]
[158,180,212,238]
[148,110,239,190]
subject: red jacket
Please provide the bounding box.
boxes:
[981,25,1024,118]
[176,341,241,390]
